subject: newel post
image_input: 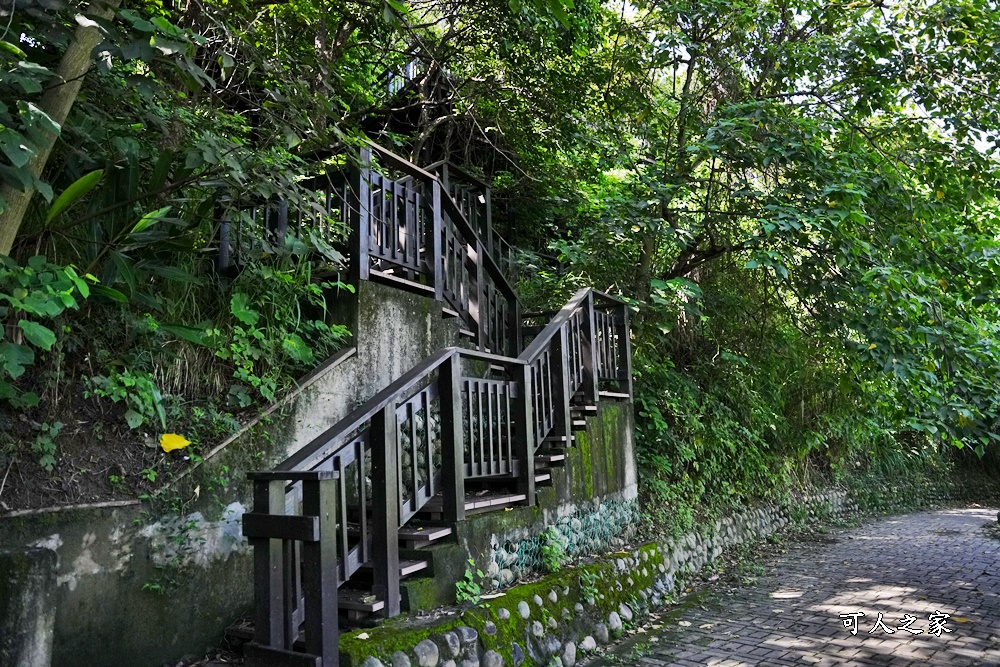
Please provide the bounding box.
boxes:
[581,291,599,404]
[301,478,339,665]
[619,302,634,398]
[348,146,372,285]
[432,180,443,301]
[370,402,401,617]
[439,352,466,522]
[250,479,286,649]
[513,363,536,506]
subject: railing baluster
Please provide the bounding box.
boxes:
[581,292,599,404]
[487,381,496,474]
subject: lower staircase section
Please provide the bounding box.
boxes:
[237,288,631,667]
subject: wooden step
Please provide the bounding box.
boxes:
[599,390,630,400]
[442,306,459,319]
[534,472,551,485]
[544,434,574,444]
[535,453,566,466]
[572,404,598,414]
[360,558,429,577]
[571,418,587,430]
[418,492,527,518]
[398,525,453,548]
[339,589,385,613]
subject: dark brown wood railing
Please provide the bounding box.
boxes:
[238,144,631,667]
[217,143,520,357]
[242,286,630,667]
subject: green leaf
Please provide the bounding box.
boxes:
[91,285,128,303]
[130,206,172,234]
[124,409,144,429]
[0,41,27,58]
[230,292,260,325]
[282,333,315,364]
[0,342,34,379]
[45,170,104,224]
[18,320,56,350]
[160,324,209,345]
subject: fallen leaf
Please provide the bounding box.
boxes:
[356,632,370,640]
[953,616,970,623]
[678,620,692,627]
[160,433,191,452]
[699,623,713,629]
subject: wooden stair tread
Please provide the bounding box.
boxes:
[544,434,573,443]
[420,492,527,513]
[360,559,429,577]
[370,269,435,297]
[535,453,566,464]
[599,390,630,399]
[534,473,551,483]
[339,589,385,612]
[398,525,453,543]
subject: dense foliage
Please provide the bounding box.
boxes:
[2,0,999,511]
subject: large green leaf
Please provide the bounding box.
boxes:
[230,292,260,325]
[45,170,104,224]
[18,320,56,350]
[0,342,34,379]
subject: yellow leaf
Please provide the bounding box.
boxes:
[868,343,877,350]
[953,616,970,623]
[160,433,191,452]
[936,190,944,199]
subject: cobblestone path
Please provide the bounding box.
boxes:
[591,508,1000,666]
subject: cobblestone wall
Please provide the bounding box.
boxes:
[342,479,1000,667]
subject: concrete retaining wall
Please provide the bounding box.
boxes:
[0,281,460,667]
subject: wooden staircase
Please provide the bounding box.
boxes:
[232,143,632,667]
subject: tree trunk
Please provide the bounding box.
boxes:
[0,0,123,257]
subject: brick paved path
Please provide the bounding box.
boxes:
[592,508,1000,666]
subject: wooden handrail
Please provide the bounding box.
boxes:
[519,287,591,362]
[277,347,525,473]
[363,141,518,304]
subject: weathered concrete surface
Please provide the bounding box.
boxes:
[0,548,57,667]
[591,508,1000,666]
[401,399,638,611]
[0,280,461,667]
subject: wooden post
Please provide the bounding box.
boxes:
[510,297,522,357]
[217,207,231,275]
[553,325,573,439]
[474,239,485,351]
[619,302,634,398]
[439,353,466,522]
[301,478,338,666]
[581,291,599,405]
[370,403,401,617]
[251,479,287,648]
[432,180,443,301]
[347,147,372,285]
[482,186,493,257]
[513,364,536,506]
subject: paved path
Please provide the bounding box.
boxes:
[591,508,1000,666]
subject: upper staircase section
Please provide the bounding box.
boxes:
[218,142,520,357]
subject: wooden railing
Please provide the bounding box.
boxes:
[242,285,630,666]
[216,143,520,357]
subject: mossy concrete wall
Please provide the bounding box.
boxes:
[401,400,638,612]
[338,484,1000,667]
[0,281,460,667]
[0,547,57,667]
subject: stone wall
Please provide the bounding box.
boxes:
[0,281,460,667]
[336,485,991,667]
